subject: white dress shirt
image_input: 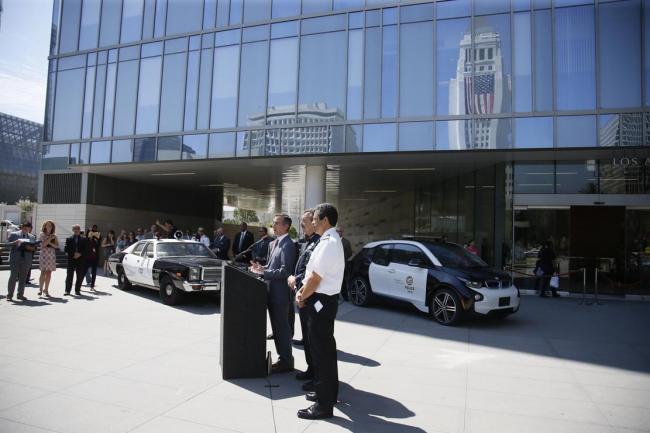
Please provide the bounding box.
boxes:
[199,234,210,248]
[304,227,345,296]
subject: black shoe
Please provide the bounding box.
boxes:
[266,334,274,340]
[293,339,304,346]
[552,292,561,298]
[295,370,313,381]
[271,361,294,374]
[297,403,333,420]
[539,292,547,297]
[302,381,315,392]
[75,291,81,296]
[17,295,27,301]
[64,292,70,296]
[305,391,318,402]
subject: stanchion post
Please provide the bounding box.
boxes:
[578,267,587,305]
[594,267,603,305]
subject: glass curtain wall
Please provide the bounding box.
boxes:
[46,1,649,162]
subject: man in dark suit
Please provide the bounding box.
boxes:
[288,209,320,378]
[211,228,231,260]
[233,222,254,262]
[64,224,88,296]
[251,227,273,265]
[250,214,297,373]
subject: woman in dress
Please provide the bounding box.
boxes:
[102,230,116,276]
[38,220,58,297]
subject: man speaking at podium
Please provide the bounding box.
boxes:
[250,214,297,374]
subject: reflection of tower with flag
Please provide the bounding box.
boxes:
[449,23,511,150]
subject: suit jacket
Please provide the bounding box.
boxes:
[294,233,320,290]
[341,236,352,261]
[232,230,254,256]
[212,235,231,260]
[65,235,88,261]
[252,236,273,265]
[263,235,297,304]
[7,231,37,263]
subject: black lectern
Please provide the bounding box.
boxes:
[220,263,268,379]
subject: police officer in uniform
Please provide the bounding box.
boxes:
[296,203,344,419]
[288,209,320,380]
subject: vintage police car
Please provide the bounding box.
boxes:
[108,239,222,305]
[346,239,520,325]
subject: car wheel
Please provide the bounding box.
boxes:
[159,276,183,305]
[117,268,132,291]
[430,287,462,326]
[348,276,371,306]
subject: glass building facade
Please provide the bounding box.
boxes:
[0,113,42,203]
[41,0,650,294]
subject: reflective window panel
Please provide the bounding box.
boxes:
[99,0,122,47]
[52,68,85,140]
[514,117,553,148]
[298,32,347,124]
[599,0,641,109]
[556,161,598,194]
[556,115,596,148]
[400,22,434,117]
[347,29,363,120]
[166,0,203,36]
[136,56,162,134]
[133,137,157,161]
[436,120,472,150]
[363,123,397,152]
[211,45,240,128]
[159,52,187,133]
[345,124,362,153]
[399,122,434,151]
[157,136,182,160]
[41,144,70,170]
[534,9,552,111]
[437,18,471,115]
[182,134,208,159]
[555,5,596,110]
[113,60,139,136]
[209,132,236,158]
[514,162,555,193]
[239,41,269,126]
[79,0,101,50]
[59,0,81,53]
[599,113,643,147]
[90,141,111,164]
[121,0,144,43]
[111,139,133,163]
[513,12,532,112]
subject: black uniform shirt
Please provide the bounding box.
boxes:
[294,233,320,290]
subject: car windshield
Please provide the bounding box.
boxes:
[156,242,214,258]
[420,242,488,268]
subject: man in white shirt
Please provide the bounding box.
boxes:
[295,203,344,419]
[196,227,210,248]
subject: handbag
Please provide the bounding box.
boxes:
[550,274,560,289]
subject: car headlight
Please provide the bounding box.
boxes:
[189,267,201,281]
[457,276,483,290]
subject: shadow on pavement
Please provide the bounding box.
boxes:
[230,377,423,433]
[115,284,220,316]
[336,295,650,374]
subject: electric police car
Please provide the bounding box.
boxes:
[108,239,222,305]
[346,239,520,325]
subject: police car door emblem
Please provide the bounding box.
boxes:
[405,276,415,293]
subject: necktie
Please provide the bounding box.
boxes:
[239,232,245,251]
[269,239,278,258]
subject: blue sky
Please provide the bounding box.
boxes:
[0,0,53,123]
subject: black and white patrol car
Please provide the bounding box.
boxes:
[346,239,520,325]
[107,239,222,305]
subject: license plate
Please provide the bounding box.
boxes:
[498,297,510,307]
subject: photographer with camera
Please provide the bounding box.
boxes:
[6,222,37,301]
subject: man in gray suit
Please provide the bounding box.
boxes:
[6,222,37,301]
[250,214,297,373]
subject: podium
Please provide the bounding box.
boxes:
[220,263,269,379]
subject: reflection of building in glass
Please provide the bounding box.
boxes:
[245,103,345,155]
[599,113,643,147]
[449,25,511,150]
[0,113,42,203]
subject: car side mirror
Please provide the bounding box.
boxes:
[408,258,424,267]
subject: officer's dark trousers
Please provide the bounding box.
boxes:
[298,305,312,372]
[288,302,295,338]
[268,301,293,365]
[66,258,85,293]
[306,292,339,408]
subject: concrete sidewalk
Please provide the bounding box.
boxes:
[0,269,648,433]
